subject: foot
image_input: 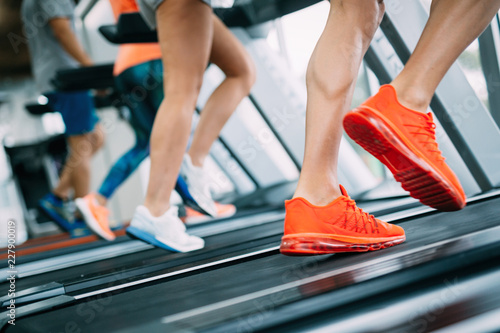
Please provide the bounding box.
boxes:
[70,219,94,238]
[75,193,116,241]
[280,185,405,256]
[127,205,204,252]
[38,193,91,238]
[343,84,466,211]
[183,202,237,224]
[175,154,217,217]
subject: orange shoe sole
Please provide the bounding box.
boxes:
[280,233,406,256]
[343,107,465,211]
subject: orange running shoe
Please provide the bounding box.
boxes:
[76,193,116,241]
[343,85,466,211]
[280,185,405,256]
[183,202,237,224]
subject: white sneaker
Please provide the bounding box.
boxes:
[170,190,183,206]
[178,154,217,217]
[127,205,204,253]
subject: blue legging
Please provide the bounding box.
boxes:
[98,59,163,199]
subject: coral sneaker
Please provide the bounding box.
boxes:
[183,202,237,224]
[343,85,466,211]
[280,185,405,256]
[75,193,116,241]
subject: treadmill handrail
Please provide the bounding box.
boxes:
[51,63,115,91]
[99,0,323,44]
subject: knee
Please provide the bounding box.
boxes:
[228,52,257,94]
[236,54,257,94]
[163,72,203,115]
[334,0,385,39]
[164,71,205,107]
[66,145,92,169]
[68,134,93,159]
[90,126,106,152]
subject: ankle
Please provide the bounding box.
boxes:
[293,185,342,207]
[389,80,431,113]
[52,190,68,201]
[187,152,205,168]
[143,201,170,218]
[95,193,108,207]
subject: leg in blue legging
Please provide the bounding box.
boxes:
[96,60,164,205]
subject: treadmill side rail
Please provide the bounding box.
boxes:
[0,295,75,330]
[0,282,65,308]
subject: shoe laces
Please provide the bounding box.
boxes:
[344,198,379,233]
[88,196,109,219]
[200,172,213,196]
[404,113,445,163]
[195,168,215,199]
[165,205,187,233]
[185,159,214,198]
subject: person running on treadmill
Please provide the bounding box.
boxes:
[125,0,255,252]
[280,0,500,255]
[21,0,105,237]
[75,0,237,241]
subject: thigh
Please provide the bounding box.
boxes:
[156,0,213,87]
[209,14,253,76]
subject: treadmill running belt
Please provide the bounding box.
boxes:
[5,197,500,332]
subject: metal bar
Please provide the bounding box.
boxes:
[381,1,500,188]
[193,108,259,190]
[478,23,500,129]
[248,94,302,170]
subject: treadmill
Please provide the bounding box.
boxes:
[2,0,499,331]
[0,195,423,309]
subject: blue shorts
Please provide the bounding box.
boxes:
[44,90,99,136]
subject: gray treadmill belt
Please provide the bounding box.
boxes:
[7,194,431,283]
[5,209,286,280]
[5,196,500,332]
[2,196,428,306]
[5,220,284,303]
[3,206,282,268]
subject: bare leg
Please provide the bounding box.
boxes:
[53,124,105,199]
[391,0,500,112]
[88,124,105,155]
[293,0,385,206]
[187,14,256,167]
[143,0,213,217]
[53,135,93,199]
[52,172,71,200]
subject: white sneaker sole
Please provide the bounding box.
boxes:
[127,226,204,252]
